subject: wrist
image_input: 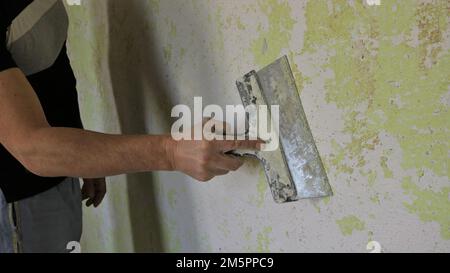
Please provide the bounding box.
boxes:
[163,135,177,171]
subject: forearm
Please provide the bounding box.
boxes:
[17,127,174,178]
[0,68,258,183]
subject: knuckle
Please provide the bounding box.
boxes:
[201,153,211,162]
[232,163,242,171]
[196,174,206,182]
[198,173,213,182]
[199,159,209,169]
[231,158,243,170]
[201,140,212,151]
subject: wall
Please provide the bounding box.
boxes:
[65,0,449,252]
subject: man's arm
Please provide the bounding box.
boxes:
[0,68,173,178]
[0,68,260,181]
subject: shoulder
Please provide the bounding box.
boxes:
[0,0,34,27]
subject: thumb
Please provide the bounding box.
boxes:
[82,180,95,200]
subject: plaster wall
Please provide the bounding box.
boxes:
[65,0,449,252]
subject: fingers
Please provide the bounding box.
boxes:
[212,154,244,171]
[86,198,94,207]
[209,168,230,176]
[202,118,231,132]
[177,132,264,183]
[92,179,107,208]
[217,139,264,152]
[193,156,233,182]
[82,178,107,208]
[202,119,233,141]
[190,139,259,182]
[82,181,95,201]
[195,168,229,182]
[212,120,232,135]
[194,153,243,182]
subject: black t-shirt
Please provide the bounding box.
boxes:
[0,0,83,203]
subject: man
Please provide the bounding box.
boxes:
[0,0,260,253]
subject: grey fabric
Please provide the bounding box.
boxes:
[0,177,82,253]
[6,0,68,76]
[0,190,14,253]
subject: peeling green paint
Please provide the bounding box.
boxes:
[163,44,172,62]
[402,177,450,240]
[180,47,186,60]
[256,167,268,207]
[256,226,272,253]
[213,4,225,52]
[336,215,366,236]
[370,194,381,204]
[169,20,177,37]
[167,188,177,209]
[303,0,449,182]
[148,0,160,13]
[380,155,393,179]
[251,0,296,66]
[288,52,305,95]
[367,170,377,187]
[236,17,246,30]
[329,139,354,175]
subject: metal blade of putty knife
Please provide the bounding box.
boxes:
[235,56,333,203]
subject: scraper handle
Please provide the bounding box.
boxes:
[225,149,259,158]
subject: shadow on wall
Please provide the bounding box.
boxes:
[106,0,206,252]
[107,1,167,252]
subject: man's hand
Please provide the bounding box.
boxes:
[82,178,107,207]
[167,139,262,182]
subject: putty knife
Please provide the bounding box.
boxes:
[232,56,333,203]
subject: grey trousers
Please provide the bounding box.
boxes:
[0,177,82,253]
